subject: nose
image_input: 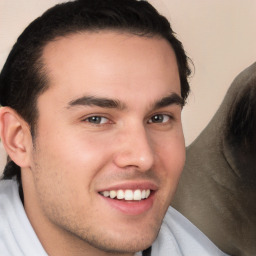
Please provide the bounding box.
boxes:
[113,125,154,172]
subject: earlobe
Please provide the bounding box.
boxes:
[0,107,32,168]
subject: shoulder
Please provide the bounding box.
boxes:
[0,179,18,202]
[151,206,230,256]
[0,179,48,255]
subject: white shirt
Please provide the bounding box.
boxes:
[0,180,228,256]
[0,180,47,256]
[151,206,229,256]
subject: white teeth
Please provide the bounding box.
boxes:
[117,190,125,199]
[141,190,146,199]
[125,190,133,200]
[145,189,150,198]
[103,191,110,197]
[133,189,142,200]
[100,189,151,201]
[110,190,117,199]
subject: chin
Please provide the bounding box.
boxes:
[77,221,159,254]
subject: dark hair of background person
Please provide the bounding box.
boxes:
[225,70,256,181]
[226,77,256,155]
[0,0,191,201]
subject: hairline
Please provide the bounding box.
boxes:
[31,28,181,138]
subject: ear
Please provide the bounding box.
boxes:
[0,107,32,168]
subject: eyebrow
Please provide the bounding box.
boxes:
[153,93,184,109]
[67,92,184,110]
[67,96,126,110]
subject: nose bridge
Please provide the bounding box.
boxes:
[114,123,154,171]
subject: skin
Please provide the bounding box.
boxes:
[1,31,185,255]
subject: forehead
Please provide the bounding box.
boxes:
[40,31,180,104]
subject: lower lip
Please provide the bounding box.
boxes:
[99,192,155,215]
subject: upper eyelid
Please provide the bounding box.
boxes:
[147,113,173,122]
[80,113,174,121]
[78,109,177,123]
[81,115,113,126]
[81,113,112,120]
[85,116,110,124]
[84,116,108,120]
[147,111,174,120]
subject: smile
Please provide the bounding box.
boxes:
[99,189,151,201]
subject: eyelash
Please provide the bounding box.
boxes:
[82,115,112,125]
[82,113,173,126]
[147,114,173,124]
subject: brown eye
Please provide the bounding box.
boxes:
[148,114,170,124]
[85,116,109,124]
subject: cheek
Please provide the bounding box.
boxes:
[155,131,185,185]
[37,128,111,170]
[32,131,112,196]
[31,136,106,214]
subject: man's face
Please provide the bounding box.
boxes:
[24,31,185,255]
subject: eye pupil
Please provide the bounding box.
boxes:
[88,116,101,124]
[152,115,163,123]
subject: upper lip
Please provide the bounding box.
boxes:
[97,180,158,192]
